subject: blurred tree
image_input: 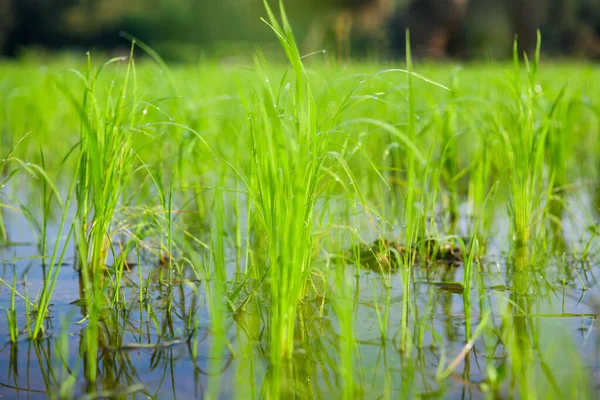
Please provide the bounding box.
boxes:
[2,0,82,56]
[549,0,600,57]
[0,0,599,59]
[0,0,13,53]
[456,0,600,58]
[389,0,468,58]
[507,0,600,57]
[304,0,396,58]
[508,0,544,55]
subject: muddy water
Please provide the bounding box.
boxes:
[0,198,599,399]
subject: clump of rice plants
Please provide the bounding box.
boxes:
[69,47,139,275]
[247,0,323,366]
[498,34,548,260]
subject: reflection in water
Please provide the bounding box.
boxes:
[0,252,599,398]
[0,204,599,399]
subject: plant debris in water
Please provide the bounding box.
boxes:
[346,238,464,271]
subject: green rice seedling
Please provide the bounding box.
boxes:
[468,135,495,250]
[31,164,76,339]
[0,135,74,340]
[246,0,325,370]
[463,184,497,291]
[34,149,54,262]
[435,71,461,230]
[400,30,417,354]
[543,85,568,223]
[37,46,144,379]
[65,46,139,276]
[21,274,33,339]
[143,167,175,283]
[0,208,5,243]
[498,33,548,260]
[461,238,477,342]
[5,268,18,343]
[577,223,599,263]
[1,135,59,248]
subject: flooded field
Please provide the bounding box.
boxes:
[1,12,600,398]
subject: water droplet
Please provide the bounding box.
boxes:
[265,78,270,83]
[142,109,148,115]
[534,84,542,94]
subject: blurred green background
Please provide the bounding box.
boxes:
[1,0,599,61]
